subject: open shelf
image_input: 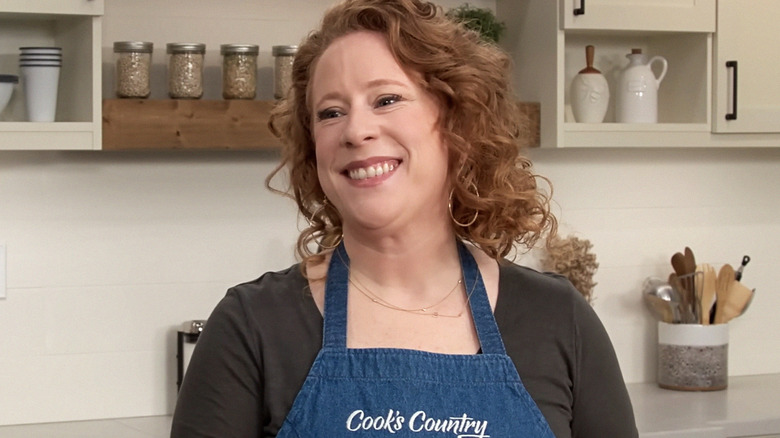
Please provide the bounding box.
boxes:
[564,32,711,126]
[102,99,281,151]
[0,5,102,150]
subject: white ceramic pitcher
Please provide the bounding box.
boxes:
[616,48,667,123]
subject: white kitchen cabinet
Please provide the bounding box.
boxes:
[498,0,715,148]
[713,0,780,133]
[0,0,103,150]
[561,0,715,32]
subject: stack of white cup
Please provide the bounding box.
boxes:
[19,47,62,122]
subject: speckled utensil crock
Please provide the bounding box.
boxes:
[657,322,729,391]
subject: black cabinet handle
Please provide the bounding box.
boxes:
[574,0,585,15]
[726,60,738,121]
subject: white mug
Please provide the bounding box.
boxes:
[20,65,60,122]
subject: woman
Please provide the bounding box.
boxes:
[171,0,638,437]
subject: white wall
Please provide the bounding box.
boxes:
[526,147,780,384]
[0,0,778,426]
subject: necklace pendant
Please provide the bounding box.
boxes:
[433,312,439,317]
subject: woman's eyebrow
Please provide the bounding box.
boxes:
[365,78,408,89]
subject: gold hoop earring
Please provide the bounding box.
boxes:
[448,183,479,228]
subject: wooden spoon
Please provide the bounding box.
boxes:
[683,247,699,319]
[684,247,696,271]
[671,252,690,317]
[671,252,688,278]
[714,264,735,324]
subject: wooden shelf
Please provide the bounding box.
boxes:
[102,99,281,151]
[102,99,540,151]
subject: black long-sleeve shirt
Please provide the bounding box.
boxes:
[171,261,638,438]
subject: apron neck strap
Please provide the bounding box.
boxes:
[323,243,350,349]
[323,241,507,355]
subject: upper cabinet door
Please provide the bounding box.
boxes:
[713,0,780,133]
[561,0,715,32]
[0,0,103,15]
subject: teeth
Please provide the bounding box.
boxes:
[348,162,395,180]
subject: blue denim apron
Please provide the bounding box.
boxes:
[277,241,555,437]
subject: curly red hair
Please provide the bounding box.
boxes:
[267,0,556,265]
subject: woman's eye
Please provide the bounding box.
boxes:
[316,108,343,121]
[376,94,402,108]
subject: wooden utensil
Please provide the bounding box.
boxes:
[699,263,717,325]
[714,264,735,324]
[738,289,756,317]
[719,281,754,323]
[671,252,692,320]
[671,252,688,278]
[683,247,698,316]
[684,247,697,274]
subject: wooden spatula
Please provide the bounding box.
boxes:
[719,281,754,323]
[699,263,717,325]
[714,264,735,324]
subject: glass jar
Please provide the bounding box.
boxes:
[166,42,206,99]
[272,45,298,99]
[221,44,258,100]
[113,41,153,98]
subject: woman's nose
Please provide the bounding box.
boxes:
[340,107,378,148]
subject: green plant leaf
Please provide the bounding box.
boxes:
[446,3,506,43]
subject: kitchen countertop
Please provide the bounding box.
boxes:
[627,373,780,437]
[0,374,778,437]
[0,415,173,437]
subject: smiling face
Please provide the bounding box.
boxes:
[310,31,451,236]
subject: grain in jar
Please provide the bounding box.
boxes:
[167,43,206,99]
[221,44,258,99]
[272,45,298,99]
[113,41,153,98]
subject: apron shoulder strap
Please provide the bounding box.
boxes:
[458,241,507,355]
[323,243,350,349]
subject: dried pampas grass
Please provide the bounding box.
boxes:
[541,235,599,304]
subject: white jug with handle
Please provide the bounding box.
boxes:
[616,48,667,123]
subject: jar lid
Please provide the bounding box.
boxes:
[114,41,154,53]
[272,45,298,56]
[0,74,19,83]
[221,44,259,55]
[166,43,206,54]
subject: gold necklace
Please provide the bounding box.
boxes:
[349,272,466,318]
[334,246,476,318]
